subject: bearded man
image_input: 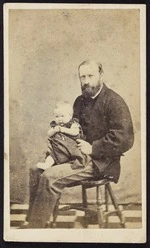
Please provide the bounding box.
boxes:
[21,60,134,228]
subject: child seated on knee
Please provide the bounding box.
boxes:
[37,101,91,170]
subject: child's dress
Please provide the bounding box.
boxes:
[46,118,91,169]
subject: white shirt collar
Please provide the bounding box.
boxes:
[91,83,103,99]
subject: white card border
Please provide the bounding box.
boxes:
[3,3,146,243]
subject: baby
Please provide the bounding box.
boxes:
[37,101,91,170]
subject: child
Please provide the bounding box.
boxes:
[37,101,91,170]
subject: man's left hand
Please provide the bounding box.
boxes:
[76,139,92,155]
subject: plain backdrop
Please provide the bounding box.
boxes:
[8,8,141,204]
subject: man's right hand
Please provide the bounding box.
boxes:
[76,139,92,155]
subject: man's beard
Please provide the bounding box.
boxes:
[81,84,101,98]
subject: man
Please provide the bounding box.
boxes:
[21,60,134,228]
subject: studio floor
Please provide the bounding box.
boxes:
[10,203,142,229]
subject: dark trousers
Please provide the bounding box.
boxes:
[26,162,98,228]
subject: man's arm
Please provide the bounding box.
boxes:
[74,94,134,158]
[92,94,134,158]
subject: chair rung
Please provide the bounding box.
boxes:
[59,203,83,210]
[104,210,122,217]
[60,206,87,212]
[81,179,111,187]
[59,205,98,213]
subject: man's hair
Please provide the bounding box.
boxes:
[54,101,73,116]
[78,60,103,74]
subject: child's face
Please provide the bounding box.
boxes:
[54,107,72,125]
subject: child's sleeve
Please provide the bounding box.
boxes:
[50,121,57,127]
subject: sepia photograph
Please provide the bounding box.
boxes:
[4,3,146,243]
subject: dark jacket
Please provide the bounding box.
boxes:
[73,84,134,183]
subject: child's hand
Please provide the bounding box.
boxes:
[54,125,60,133]
[47,126,59,137]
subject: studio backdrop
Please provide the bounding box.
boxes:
[9,8,141,204]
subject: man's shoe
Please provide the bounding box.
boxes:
[19,221,30,229]
[20,221,50,229]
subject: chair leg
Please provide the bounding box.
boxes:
[106,183,126,228]
[82,185,90,228]
[96,185,104,228]
[51,199,60,228]
[104,184,109,228]
[82,185,87,208]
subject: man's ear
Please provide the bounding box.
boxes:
[100,71,104,80]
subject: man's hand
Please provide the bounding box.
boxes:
[76,139,92,155]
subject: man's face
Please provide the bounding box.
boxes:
[79,62,102,97]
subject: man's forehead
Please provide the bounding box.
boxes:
[79,62,99,74]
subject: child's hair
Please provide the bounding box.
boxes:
[54,101,73,116]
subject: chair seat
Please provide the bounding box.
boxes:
[81,178,111,187]
[66,178,110,188]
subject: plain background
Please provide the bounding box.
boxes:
[8,8,141,204]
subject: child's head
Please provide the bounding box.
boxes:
[54,101,73,125]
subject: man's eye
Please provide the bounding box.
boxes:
[89,75,93,78]
[80,76,85,80]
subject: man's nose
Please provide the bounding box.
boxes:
[83,77,90,85]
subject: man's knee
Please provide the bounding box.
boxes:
[29,163,44,178]
[41,168,53,180]
[29,164,38,172]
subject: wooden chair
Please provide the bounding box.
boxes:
[51,178,125,228]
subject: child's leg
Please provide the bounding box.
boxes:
[52,134,90,167]
[49,134,70,164]
[36,156,55,170]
